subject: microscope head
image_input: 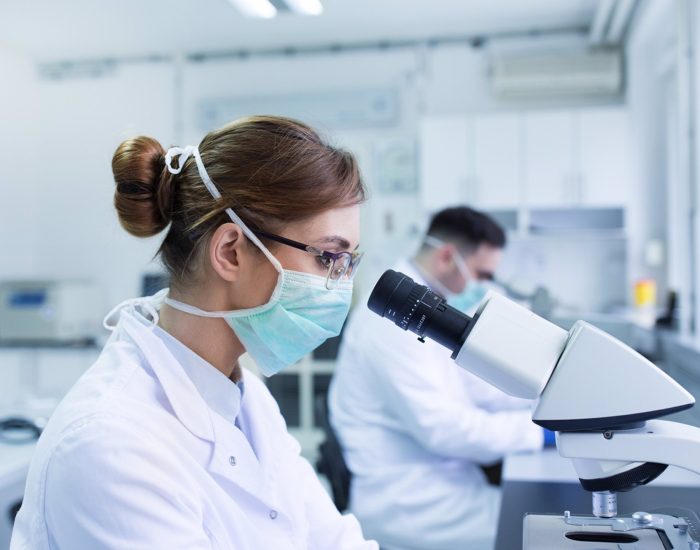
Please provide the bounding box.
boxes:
[532,321,694,431]
[369,269,695,431]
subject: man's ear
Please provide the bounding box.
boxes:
[436,243,456,267]
[209,223,245,283]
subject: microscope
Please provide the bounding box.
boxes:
[368,270,700,549]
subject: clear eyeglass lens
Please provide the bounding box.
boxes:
[324,252,363,289]
[329,254,351,281]
[347,253,363,279]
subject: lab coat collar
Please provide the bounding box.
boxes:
[153,323,243,426]
[117,305,281,509]
[120,309,217,442]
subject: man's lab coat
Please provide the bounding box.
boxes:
[329,261,543,550]
[12,298,376,549]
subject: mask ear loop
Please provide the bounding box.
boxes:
[451,249,473,287]
[424,235,473,283]
[103,294,162,331]
[421,235,473,291]
[190,148,283,275]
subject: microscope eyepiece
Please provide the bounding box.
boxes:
[367,269,473,355]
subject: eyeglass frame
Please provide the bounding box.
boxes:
[253,229,363,289]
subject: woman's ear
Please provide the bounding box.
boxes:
[209,223,245,283]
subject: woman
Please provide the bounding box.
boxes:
[11,116,377,549]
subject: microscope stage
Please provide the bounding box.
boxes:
[523,512,699,549]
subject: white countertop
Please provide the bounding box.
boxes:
[504,448,700,488]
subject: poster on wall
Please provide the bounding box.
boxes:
[374,138,418,195]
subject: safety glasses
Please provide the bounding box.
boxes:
[253,230,364,290]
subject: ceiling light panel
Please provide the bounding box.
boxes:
[227,0,277,19]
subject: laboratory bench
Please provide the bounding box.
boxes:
[495,449,700,550]
[0,441,35,549]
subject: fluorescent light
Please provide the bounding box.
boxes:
[227,0,277,18]
[284,0,323,16]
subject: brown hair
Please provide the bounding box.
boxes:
[112,116,365,288]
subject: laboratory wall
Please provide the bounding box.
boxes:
[0,24,657,415]
[625,0,676,306]
[31,64,177,308]
[0,48,39,278]
[1,40,633,308]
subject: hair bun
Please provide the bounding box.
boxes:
[112,136,174,237]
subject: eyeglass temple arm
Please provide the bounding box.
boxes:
[252,229,320,254]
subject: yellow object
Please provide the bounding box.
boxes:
[634,279,657,307]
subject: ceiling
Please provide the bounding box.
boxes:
[1,0,599,61]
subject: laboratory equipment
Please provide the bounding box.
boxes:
[0,417,42,444]
[0,443,34,549]
[0,281,101,344]
[495,278,557,319]
[368,269,700,549]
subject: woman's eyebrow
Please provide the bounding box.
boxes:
[316,235,352,250]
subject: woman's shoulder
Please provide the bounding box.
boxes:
[34,338,169,461]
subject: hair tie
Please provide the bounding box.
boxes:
[164,145,196,175]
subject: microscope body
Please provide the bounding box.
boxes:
[453,293,698,516]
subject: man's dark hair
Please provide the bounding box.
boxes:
[423,206,506,253]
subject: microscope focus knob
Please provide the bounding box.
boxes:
[632,511,653,525]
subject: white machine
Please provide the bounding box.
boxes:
[368,270,700,549]
[0,281,101,344]
[495,278,558,319]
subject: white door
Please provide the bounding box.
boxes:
[472,113,522,209]
[577,107,632,206]
[419,116,471,213]
[523,110,577,207]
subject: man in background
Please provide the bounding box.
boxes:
[329,206,547,550]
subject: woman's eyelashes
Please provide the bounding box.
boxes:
[317,255,334,270]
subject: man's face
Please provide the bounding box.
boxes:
[464,244,502,286]
[440,243,502,294]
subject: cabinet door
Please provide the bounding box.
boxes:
[578,107,632,206]
[472,113,522,208]
[419,116,470,212]
[523,110,577,207]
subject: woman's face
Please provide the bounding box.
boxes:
[275,204,361,277]
[221,204,361,310]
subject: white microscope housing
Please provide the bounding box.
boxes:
[456,293,694,429]
[454,292,698,517]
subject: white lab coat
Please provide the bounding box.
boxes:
[329,260,543,550]
[11,299,377,549]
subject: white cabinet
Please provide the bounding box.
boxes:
[522,107,631,208]
[419,116,470,212]
[472,114,522,208]
[419,114,522,211]
[523,110,578,207]
[578,107,632,206]
[419,106,632,213]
